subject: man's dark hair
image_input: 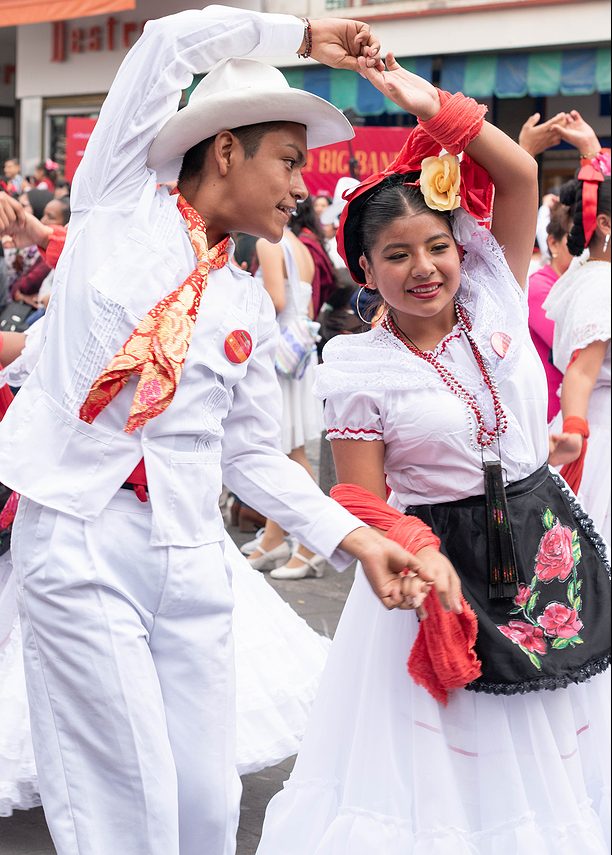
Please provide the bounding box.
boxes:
[178,121,295,184]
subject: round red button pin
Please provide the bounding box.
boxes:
[224,329,252,364]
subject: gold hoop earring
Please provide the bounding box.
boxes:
[356,286,374,325]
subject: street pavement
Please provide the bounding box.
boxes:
[0,441,355,855]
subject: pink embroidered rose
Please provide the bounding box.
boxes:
[534,521,575,583]
[514,585,532,609]
[537,602,584,639]
[497,620,547,655]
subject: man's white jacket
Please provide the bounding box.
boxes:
[0,6,361,559]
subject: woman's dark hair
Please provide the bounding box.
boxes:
[289,196,326,244]
[357,172,452,264]
[559,174,611,256]
[25,188,54,220]
[546,200,571,243]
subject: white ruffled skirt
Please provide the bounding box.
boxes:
[278,353,323,455]
[257,566,611,854]
[0,537,330,814]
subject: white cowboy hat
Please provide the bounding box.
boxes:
[147,57,354,183]
[320,176,361,226]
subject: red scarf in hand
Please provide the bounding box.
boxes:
[330,483,481,705]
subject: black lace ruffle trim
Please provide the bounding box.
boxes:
[550,470,611,579]
[466,654,610,696]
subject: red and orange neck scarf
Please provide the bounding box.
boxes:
[80,194,229,433]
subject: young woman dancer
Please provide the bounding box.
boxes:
[257,56,611,854]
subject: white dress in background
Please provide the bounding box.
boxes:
[257,225,610,854]
[260,235,323,454]
[544,255,611,546]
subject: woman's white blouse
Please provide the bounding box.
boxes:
[314,223,550,508]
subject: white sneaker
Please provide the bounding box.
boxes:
[247,541,292,572]
[270,551,327,580]
[239,528,265,555]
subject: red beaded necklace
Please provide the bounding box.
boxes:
[382,301,508,448]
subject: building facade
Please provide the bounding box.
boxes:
[1,0,610,190]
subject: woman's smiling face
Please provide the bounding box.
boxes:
[359,209,462,325]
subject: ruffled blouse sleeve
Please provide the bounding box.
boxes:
[323,393,384,442]
[313,332,385,442]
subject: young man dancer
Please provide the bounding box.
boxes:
[0,6,458,855]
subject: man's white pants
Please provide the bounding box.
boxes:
[11,490,241,855]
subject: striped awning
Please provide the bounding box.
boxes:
[281,47,611,115]
[0,0,135,26]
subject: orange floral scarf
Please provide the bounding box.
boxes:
[79,194,229,433]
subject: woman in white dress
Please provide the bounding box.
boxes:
[247,229,327,579]
[544,117,611,545]
[257,58,610,854]
[0,319,330,815]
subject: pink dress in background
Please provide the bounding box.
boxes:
[528,264,563,422]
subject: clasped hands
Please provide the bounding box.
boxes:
[339,527,463,617]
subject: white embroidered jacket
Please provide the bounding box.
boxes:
[0,6,360,558]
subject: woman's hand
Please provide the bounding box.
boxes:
[551,110,601,156]
[518,112,567,157]
[357,52,440,121]
[413,546,463,614]
[549,431,583,466]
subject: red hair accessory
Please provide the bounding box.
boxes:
[578,149,611,248]
[330,482,481,705]
[44,158,59,171]
[337,89,493,284]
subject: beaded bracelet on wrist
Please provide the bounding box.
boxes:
[297,18,312,59]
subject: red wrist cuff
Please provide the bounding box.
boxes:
[562,416,590,438]
[38,225,67,269]
[419,90,488,155]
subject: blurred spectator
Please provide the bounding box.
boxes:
[2,159,23,196]
[54,181,71,200]
[320,176,359,268]
[527,201,572,422]
[19,189,54,221]
[312,193,332,219]
[289,196,336,316]
[33,160,58,193]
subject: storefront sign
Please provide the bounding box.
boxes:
[51,16,146,62]
[302,126,408,197]
[62,118,410,197]
[64,116,97,182]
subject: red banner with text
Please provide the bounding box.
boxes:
[64,116,97,183]
[302,126,408,198]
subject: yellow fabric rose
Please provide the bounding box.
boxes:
[420,154,461,212]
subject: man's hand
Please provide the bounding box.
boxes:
[0,192,51,249]
[308,18,383,72]
[518,112,567,157]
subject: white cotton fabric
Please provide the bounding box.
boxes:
[314,225,550,507]
[0,535,330,814]
[258,226,611,854]
[258,568,610,855]
[544,255,611,544]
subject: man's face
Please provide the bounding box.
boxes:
[225,123,309,243]
[4,160,19,179]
